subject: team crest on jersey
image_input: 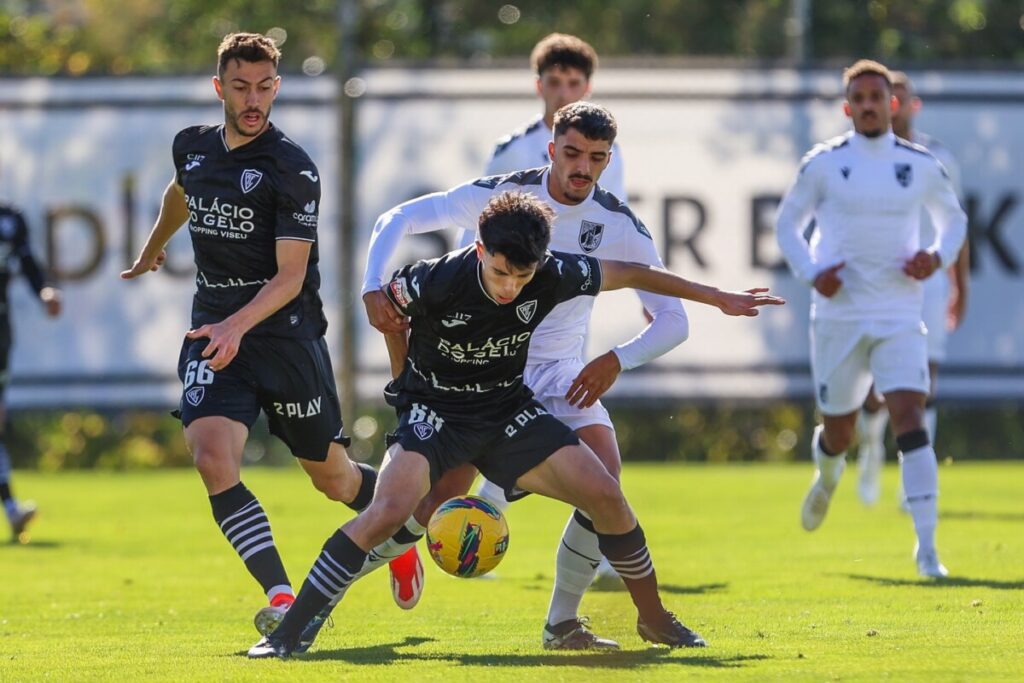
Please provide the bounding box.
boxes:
[413,423,435,440]
[516,300,538,324]
[185,387,205,407]
[241,169,264,193]
[894,163,913,188]
[578,220,605,253]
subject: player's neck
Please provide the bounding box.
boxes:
[893,123,912,140]
[542,112,555,130]
[222,122,271,151]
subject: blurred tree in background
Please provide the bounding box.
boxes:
[0,0,1022,76]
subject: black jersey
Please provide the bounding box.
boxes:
[172,123,326,338]
[0,205,47,315]
[384,246,602,421]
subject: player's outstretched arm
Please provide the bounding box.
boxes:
[598,260,785,316]
[186,239,312,371]
[120,178,185,279]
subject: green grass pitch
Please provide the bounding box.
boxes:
[2,462,1022,681]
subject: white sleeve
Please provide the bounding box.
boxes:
[922,161,968,268]
[360,181,487,295]
[775,155,825,285]
[610,227,689,371]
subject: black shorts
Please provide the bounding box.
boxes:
[176,335,350,461]
[386,397,579,502]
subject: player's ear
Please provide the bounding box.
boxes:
[912,96,922,114]
[535,77,543,98]
[273,75,282,96]
[547,140,555,162]
[475,240,485,260]
[842,101,852,118]
[889,95,899,114]
[213,76,224,100]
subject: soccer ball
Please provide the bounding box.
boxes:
[426,495,510,578]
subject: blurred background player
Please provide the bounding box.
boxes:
[484,33,625,201]
[121,33,396,635]
[0,198,62,542]
[855,70,970,507]
[776,60,966,577]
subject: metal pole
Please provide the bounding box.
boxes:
[336,0,359,428]
[788,0,811,64]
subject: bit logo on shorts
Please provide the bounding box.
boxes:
[185,386,205,407]
[241,169,264,193]
[273,396,322,419]
[408,403,444,439]
[516,300,537,324]
[579,220,605,253]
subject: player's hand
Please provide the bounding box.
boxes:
[363,289,409,334]
[902,250,940,281]
[715,288,786,316]
[185,320,245,371]
[120,250,167,279]
[813,262,845,297]
[565,351,621,408]
[40,286,62,317]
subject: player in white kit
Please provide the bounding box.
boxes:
[854,70,970,506]
[776,60,966,578]
[363,102,783,649]
[484,33,625,201]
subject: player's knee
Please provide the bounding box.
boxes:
[311,472,349,503]
[363,496,412,536]
[191,447,231,480]
[581,475,629,522]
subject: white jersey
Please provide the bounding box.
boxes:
[485,115,627,201]
[362,166,687,370]
[776,130,967,323]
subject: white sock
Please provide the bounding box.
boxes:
[900,444,938,554]
[813,424,846,490]
[857,409,889,451]
[476,477,511,513]
[924,407,938,444]
[546,510,602,626]
[329,516,423,606]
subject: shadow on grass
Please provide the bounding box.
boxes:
[844,574,1024,590]
[297,637,769,669]
[658,582,729,596]
[940,509,1024,523]
[4,539,63,549]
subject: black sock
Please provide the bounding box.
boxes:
[344,463,378,512]
[209,482,290,598]
[274,529,367,644]
[0,482,11,504]
[598,523,665,622]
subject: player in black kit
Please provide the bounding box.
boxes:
[249,191,784,658]
[0,203,61,541]
[121,32,418,636]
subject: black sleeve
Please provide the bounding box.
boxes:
[551,252,602,304]
[384,259,441,318]
[12,211,47,294]
[275,159,321,241]
[171,126,201,187]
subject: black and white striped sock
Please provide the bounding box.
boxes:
[209,482,291,601]
[597,523,665,622]
[274,529,367,643]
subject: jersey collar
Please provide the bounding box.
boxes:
[217,122,282,153]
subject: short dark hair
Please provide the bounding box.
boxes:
[553,101,617,145]
[890,70,914,94]
[530,33,598,79]
[217,32,281,77]
[478,192,553,270]
[843,59,892,93]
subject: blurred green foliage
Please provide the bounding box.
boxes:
[0,0,1021,76]
[4,402,1020,470]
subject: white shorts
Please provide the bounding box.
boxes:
[810,319,930,416]
[524,358,614,432]
[921,271,950,363]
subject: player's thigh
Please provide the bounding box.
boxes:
[297,441,357,499]
[575,424,621,480]
[811,320,874,416]
[183,416,249,493]
[414,463,479,524]
[254,337,351,463]
[871,323,930,399]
